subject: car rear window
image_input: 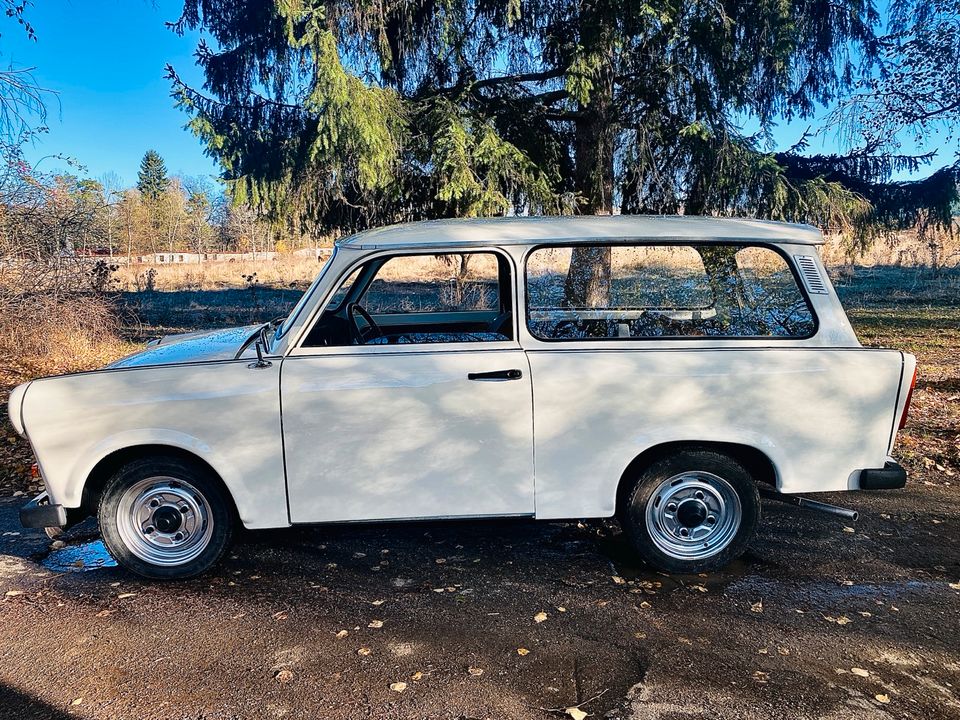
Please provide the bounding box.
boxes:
[525,243,816,340]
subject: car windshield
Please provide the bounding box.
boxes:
[275,247,339,341]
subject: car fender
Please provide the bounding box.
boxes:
[62,428,269,528]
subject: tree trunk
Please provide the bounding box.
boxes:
[563,35,616,309]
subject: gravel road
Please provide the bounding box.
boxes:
[1,483,958,720]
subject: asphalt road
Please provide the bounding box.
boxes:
[0,484,958,720]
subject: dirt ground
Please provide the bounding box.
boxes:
[0,267,957,720]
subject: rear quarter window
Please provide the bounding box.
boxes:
[525,243,816,340]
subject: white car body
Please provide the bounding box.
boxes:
[11,216,916,532]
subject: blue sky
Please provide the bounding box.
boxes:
[3,0,219,186]
[1,1,950,187]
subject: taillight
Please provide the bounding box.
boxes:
[30,463,39,479]
[898,366,918,430]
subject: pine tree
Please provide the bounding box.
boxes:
[137,150,168,201]
[166,0,957,288]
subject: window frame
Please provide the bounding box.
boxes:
[289,246,522,355]
[522,240,820,343]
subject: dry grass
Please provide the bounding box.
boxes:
[0,294,137,385]
[114,255,327,292]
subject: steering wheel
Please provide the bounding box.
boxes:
[346,302,383,344]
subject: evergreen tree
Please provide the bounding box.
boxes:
[137,150,169,201]
[166,0,957,299]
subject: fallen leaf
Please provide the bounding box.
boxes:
[612,576,625,585]
[690,584,708,593]
[858,611,873,617]
[823,614,852,625]
[368,620,384,628]
[4,590,24,597]
[752,670,769,684]
[875,694,890,704]
[95,610,113,618]
[777,647,790,656]
[842,526,855,533]
[638,601,651,609]
[751,601,763,613]
[534,611,548,623]
[371,599,385,606]
[565,707,588,720]
[949,582,960,591]
[274,669,294,684]
[851,667,870,677]
[335,630,349,639]
[758,648,769,655]
[633,632,647,639]
[358,647,371,656]
[273,611,288,621]
[70,698,83,706]
[517,648,530,656]
[390,682,407,692]
[468,666,484,676]
[411,671,423,681]
[556,606,567,612]
[117,592,136,599]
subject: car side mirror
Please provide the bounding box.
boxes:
[249,326,273,369]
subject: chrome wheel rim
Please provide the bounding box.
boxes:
[116,476,214,567]
[644,471,741,561]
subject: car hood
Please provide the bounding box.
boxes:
[109,325,260,369]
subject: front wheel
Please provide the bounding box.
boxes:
[98,456,233,580]
[621,449,760,574]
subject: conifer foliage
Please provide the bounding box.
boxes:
[166,0,956,241]
[137,150,169,201]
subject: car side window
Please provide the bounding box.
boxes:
[303,251,514,347]
[526,243,815,340]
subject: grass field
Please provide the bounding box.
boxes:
[836,268,960,488]
[0,263,957,495]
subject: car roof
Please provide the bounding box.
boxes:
[337,215,824,250]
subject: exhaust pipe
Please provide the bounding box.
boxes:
[759,488,859,522]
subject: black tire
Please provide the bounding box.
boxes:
[620,449,760,574]
[98,456,233,580]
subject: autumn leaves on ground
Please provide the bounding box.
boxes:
[0,261,958,720]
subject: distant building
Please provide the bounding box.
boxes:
[119,249,332,264]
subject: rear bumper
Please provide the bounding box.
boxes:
[19,492,67,529]
[859,461,907,490]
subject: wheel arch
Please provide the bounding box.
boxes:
[80,444,240,523]
[614,440,778,517]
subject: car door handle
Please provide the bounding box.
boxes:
[467,369,523,381]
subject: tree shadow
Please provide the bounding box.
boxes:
[0,683,75,720]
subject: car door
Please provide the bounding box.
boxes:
[280,249,535,523]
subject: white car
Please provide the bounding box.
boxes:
[11,216,916,579]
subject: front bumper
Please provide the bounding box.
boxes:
[19,492,67,529]
[860,461,907,490]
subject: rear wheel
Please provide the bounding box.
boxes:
[98,456,233,580]
[621,449,760,574]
